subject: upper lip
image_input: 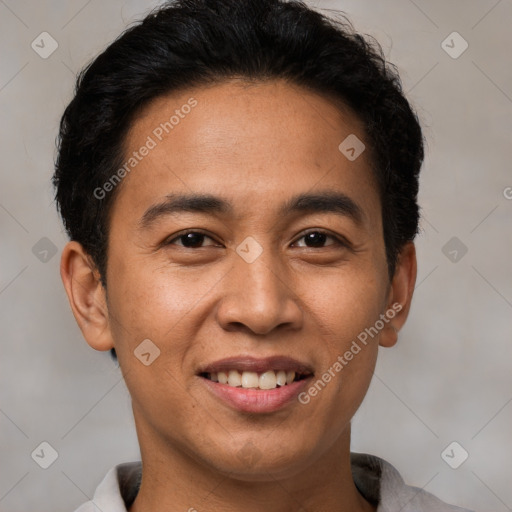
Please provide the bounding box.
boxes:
[197,355,314,375]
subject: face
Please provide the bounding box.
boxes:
[73,79,413,480]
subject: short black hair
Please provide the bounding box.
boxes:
[53,0,424,362]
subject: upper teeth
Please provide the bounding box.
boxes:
[208,370,297,389]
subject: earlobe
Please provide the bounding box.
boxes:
[60,241,115,352]
[379,242,417,348]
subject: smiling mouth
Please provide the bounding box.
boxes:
[200,369,312,390]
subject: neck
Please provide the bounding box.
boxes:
[128,419,375,512]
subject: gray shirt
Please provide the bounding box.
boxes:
[74,452,474,512]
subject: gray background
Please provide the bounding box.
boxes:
[1,0,511,510]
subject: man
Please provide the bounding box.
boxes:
[53,0,474,510]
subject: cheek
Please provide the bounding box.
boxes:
[295,262,386,421]
[300,332,379,438]
[302,264,387,347]
[106,255,213,347]
[105,261,204,428]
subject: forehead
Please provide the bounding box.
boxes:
[112,79,380,226]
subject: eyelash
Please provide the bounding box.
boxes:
[165,229,349,249]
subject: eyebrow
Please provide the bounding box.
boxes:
[139,190,364,229]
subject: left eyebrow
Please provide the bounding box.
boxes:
[278,190,365,226]
[138,190,365,230]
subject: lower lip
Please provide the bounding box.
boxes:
[199,376,311,413]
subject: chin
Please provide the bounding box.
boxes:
[202,441,316,482]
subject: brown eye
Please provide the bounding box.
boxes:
[293,230,347,249]
[166,231,218,248]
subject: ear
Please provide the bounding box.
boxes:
[60,241,114,352]
[379,242,417,348]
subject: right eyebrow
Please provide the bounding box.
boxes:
[139,193,233,230]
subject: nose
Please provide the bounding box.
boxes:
[215,249,303,336]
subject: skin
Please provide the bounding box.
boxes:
[61,79,417,512]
